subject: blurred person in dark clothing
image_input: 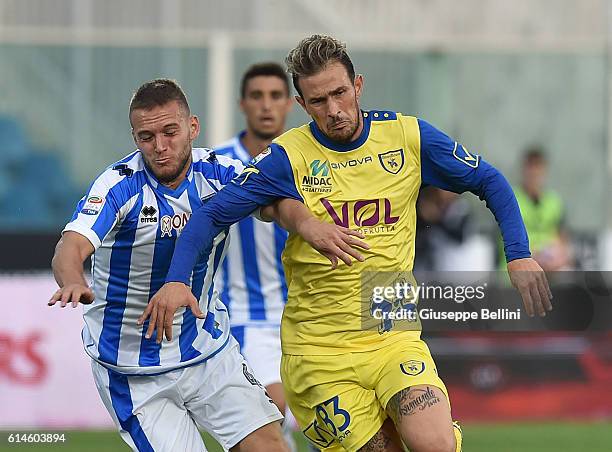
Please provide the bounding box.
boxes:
[416,187,493,272]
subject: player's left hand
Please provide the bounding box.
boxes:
[297,217,370,269]
[507,257,553,317]
[48,283,95,308]
[138,282,205,343]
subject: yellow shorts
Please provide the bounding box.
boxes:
[281,336,450,451]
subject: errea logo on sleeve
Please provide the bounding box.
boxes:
[81,196,105,215]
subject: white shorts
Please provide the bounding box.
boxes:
[231,325,281,388]
[91,337,283,451]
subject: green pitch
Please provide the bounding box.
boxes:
[1,422,611,451]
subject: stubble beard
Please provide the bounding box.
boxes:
[326,100,361,143]
[329,119,359,143]
[148,143,192,186]
[251,127,279,142]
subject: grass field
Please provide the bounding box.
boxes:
[1,422,611,451]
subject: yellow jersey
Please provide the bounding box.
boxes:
[167,110,531,356]
[275,111,422,354]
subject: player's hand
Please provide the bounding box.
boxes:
[507,257,553,317]
[296,217,370,269]
[138,282,205,343]
[48,284,95,308]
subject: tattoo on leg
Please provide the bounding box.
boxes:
[387,386,441,424]
[358,427,393,452]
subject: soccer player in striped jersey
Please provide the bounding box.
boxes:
[48,79,289,452]
[146,36,552,452]
[213,63,296,436]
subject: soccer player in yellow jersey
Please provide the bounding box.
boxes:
[145,35,552,452]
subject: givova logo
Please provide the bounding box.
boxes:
[331,156,372,170]
[310,157,373,174]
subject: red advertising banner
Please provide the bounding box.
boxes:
[0,274,112,428]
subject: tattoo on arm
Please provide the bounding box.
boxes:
[386,386,441,425]
[358,426,393,452]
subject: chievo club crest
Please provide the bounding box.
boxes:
[378,149,405,174]
[400,360,425,376]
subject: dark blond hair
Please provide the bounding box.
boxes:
[285,34,355,97]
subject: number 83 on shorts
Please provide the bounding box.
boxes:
[303,395,352,448]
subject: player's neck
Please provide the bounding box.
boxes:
[522,184,542,202]
[241,129,280,158]
[348,114,364,142]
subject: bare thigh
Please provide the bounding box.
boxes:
[386,385,455,452]
[357,418,403,452]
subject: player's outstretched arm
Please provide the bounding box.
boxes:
[138,195,233,343]
[49,231,95,308]
[144,143,311,342]
[143,171,278,343]
[141,170,287,342]
[418,118,553,316]
[262,199,370,268]
[163,143,302,288]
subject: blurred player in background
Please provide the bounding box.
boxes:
[146,35,553,451]
[415,187,480,272]
[213,62,298,447]
[512,147,573,270]
[48,79,289,452]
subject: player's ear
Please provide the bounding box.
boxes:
[354,74,364,101]
[295,95,306,112]
[130,128,138,146]
[129,113,138,145]
[189,115,200,141]
[285,95,294,113]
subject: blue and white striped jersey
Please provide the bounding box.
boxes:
[63,148,244,375]
[213,132,288,326]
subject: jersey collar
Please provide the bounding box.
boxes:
[308,110,371,152]
[234,130,252,163]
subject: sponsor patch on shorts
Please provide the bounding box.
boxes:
[242,363,263,387]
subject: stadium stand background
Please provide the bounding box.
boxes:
[0,0,610,269]
[1,0,611,447]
